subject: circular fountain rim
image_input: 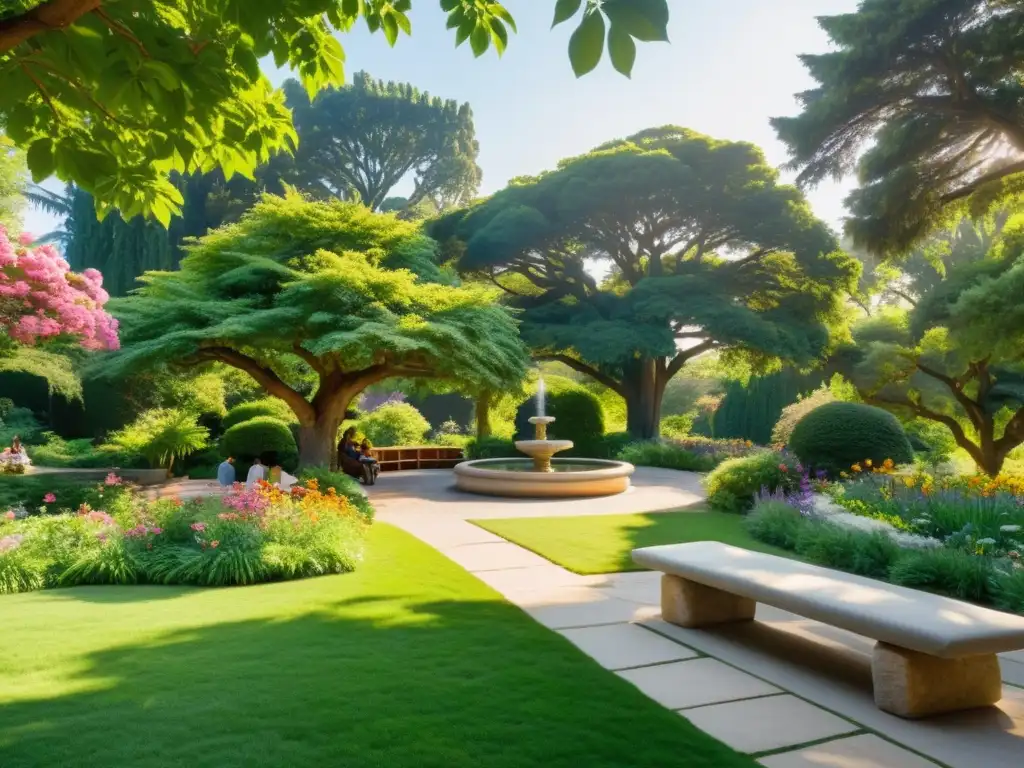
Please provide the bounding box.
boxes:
[454,457,635,482]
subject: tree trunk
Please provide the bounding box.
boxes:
[476,391,492,438]
[297,421,335,469]
[624,358,667,439]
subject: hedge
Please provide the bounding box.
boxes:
[789,402,913,476]
[220,417,299,471]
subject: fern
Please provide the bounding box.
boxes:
[60,540,141,586]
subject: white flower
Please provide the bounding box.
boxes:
[911,518,931,526]
[1000,525,1022,533]
[977,537,997,546]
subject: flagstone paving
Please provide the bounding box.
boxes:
[367,469,1024,768]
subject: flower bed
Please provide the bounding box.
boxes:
[617,437,757,473]
[0,475,370,593]
[743,465,1024,614]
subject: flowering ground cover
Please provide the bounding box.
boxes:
[0,524,756,768]
[473,510,796,575]
[0,474,368,592]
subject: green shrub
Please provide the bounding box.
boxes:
[889,549,996,603]
[0,406,43,445]
[297,466,374,520]
[221,417,298,471]
[222,398,298,431]
[770,385,834,447]
[0,545,46,593]
[789,402,913,476]
[795,523,901,579]
[433,433,470,449]
[617,441,718,472]
[28,432,147,469]
[705,450,800,513]
[358,402,430,447]
[106,409,210,473]
[0,474,100,513]
[514,387,604,454]
[660,413,694,439]
[593,431,634,459]
[993,568,1024,614]
[464,436,518,459]
[744,501,805,550]
[904,419,957,465]
[59,539,142,586]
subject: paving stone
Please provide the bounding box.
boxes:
[681,695,858,754]
[558,623,697,670]
[440,541,551,572]
[759,734,941,768]
[473,565,600,596]
[617,657,780,710]
[1001,656,1024,688]
[522,589,656,629]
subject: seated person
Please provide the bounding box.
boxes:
[338,428,375,484]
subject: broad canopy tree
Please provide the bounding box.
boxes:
[281,73,481,212]
[773,0,1024,256]
[844,218,1024,476]
[101,194,529,467]
[432,127,858,438]
[0,0,669,224]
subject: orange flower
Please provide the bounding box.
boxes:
[864,459,873,468]
[851,463,862,473]
[210,540,220,548]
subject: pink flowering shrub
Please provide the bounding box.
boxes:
[0,226,119,351]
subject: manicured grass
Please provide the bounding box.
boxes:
[473,510,798,574]
[0,523,754,768]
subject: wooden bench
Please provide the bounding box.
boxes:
[632,541,1024,718]
[369,446,464,473]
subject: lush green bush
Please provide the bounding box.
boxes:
[795,523,901,579]
[297,466,374,520]
[618,441,719,472]
[27,432,147,469]
[889,548,996,604]
[660,413,694,439]
[705,450,801,513]
[789,402,913,476]
[464,436,518,459]
[593,431,634,459]
[221,417,298,471]
[0,406,43,445]
[106,409,210,474]
[222,398,298,431]
[358,402,430,447]
[904,419,958,465]
[770,385,834,447]
[743,501,804,550]
[433,433,470,449]
[514,387,604,454]
[994,569,1024,614]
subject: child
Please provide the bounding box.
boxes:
[359,439,379,485]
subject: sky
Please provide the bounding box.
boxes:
[23,0,861,239]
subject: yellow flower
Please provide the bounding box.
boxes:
[883,458,894,470]
[865,459,872,468]
[840,471,849,479]
[851,463,862,473]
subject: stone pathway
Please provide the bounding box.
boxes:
[368,469,1024,768]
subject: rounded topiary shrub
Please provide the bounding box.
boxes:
[788,402,913,476]
[358,402,430,447]
[514,387,604,454]
[222,398,297,432]
[221,417,299,471]
[705,450,801,514]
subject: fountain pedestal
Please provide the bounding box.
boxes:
[514,416,573,472]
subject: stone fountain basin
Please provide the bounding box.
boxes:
[513,439,574,457]
[453,458,635,498]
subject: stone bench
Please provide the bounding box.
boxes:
[632,541,1024,718]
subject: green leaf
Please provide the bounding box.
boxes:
[455,21,472,47]
[490,20,509,55]
[607,25,636,77]
[341,0,361,16]
[140,60,181,90]
[26,138,55,182]
[440,0,460,11]
[603,0,670,42]
[552,0,583,28]
[488,3,517,33]
[470,23,490,57]
[381,14,399,45]
[568,10,605,77]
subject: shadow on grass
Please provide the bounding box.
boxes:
[0,594,757,768]
[43,584,200,604]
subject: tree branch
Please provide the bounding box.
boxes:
[0,0,100,53]
[914,360,985,426]
[665,339,716,380]
[938,159,1024,204]
[94,7,148,56]
[194,346,315,423]
[534,353,625,396]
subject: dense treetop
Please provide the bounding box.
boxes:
[280,73,481,211]
[433,127,859,436]
[773,0,1024,255]
[103,193,529,464]
[0,0,669,223]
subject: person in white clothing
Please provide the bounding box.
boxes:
[245,457,266,489]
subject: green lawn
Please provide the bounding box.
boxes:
[0,523,755,768]
[473,510,797,574]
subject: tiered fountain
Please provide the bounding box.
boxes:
[453,378,634,498]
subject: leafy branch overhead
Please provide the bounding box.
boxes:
[0,0,670,224]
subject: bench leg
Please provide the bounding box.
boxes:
[871,642,1002,718]
[660,574,756,628]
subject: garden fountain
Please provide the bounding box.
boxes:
[453,377,634,498]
